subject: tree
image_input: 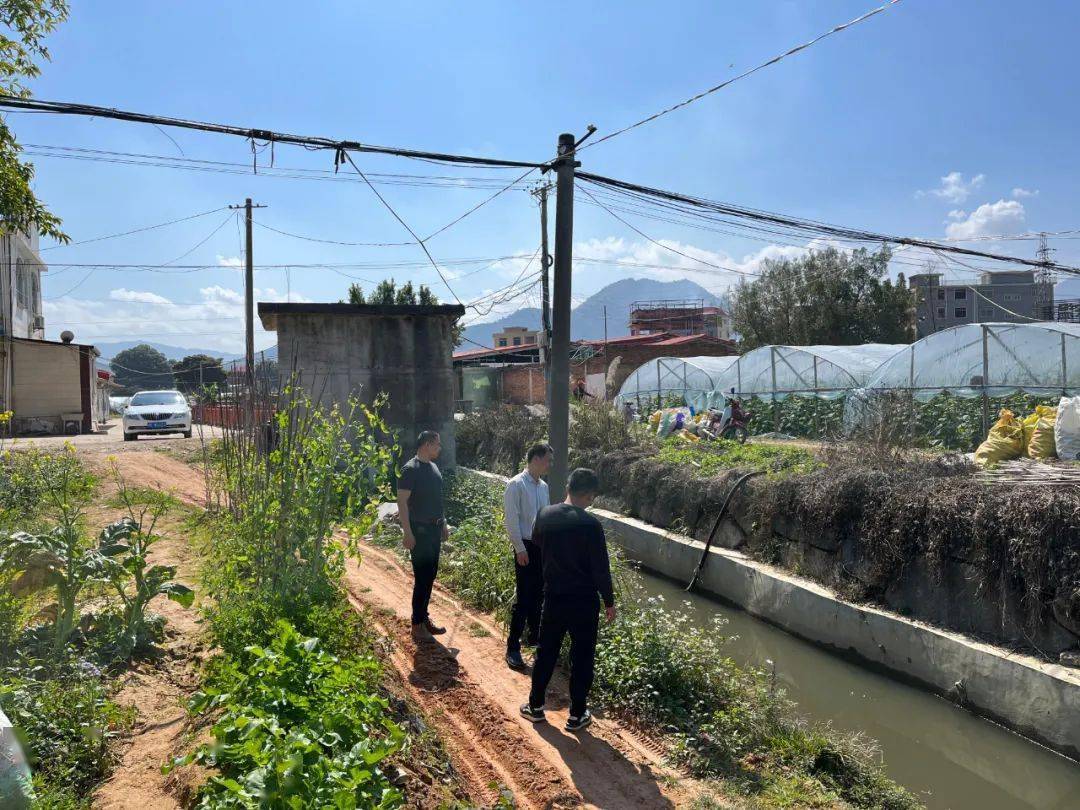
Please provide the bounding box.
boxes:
[731,247,914,350]
[111,345,173,392]
[172,354,226,393]
[345,278,462,345]
[0,1,69,243]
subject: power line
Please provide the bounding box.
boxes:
[0,95,544,169]
[582,0,902,152]
[578,172,1080,276]
[341,151,464,305]
[253,220,412,247]
[577,184,759,277]
[41,206,229,251]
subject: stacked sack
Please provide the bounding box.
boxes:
[973,398,1080,465]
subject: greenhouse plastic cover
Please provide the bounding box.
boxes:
[708,344,907,401]
[855,322,1080,401]
[615,355,739,410]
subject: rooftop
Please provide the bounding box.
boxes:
[259,302,466,331]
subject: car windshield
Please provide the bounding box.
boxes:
[130,392,186,406]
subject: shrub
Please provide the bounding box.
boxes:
[0,665,132,798]
[655,437,820,479]
[0,447,96,532]
[173,621,403,809]
[455,406,546,475]
[568,401,655,467]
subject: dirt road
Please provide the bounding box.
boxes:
[67,444,712,808]
[344,539,707,809]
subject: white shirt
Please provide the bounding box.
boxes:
[503,469,549,555]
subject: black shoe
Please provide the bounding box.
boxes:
[565,710,592,732]
[505,650,526,670]
[424,618,446,635]
[525,636,540,649]
[520,703,546,723]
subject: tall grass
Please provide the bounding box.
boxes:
[409,473,919,809]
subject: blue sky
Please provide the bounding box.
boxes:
[14,0,1080,354]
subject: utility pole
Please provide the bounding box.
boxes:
[548,133,581,503]
[532,183,554,406]
[229,198,266,419]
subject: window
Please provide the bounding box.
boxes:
[1003,293,1022,302]
[954,307,967,318]
[497,338,507,347]
[15,260,32,313]
[936,289,945,301]
[936,307,946,319]
[524,335,536,344]
[953,289,967,300]
[512,337,522,346]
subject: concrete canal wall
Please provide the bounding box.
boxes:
[461,467,1080,760]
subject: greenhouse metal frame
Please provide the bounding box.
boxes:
[615,355,739,410]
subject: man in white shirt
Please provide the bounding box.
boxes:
[503,443,552,670]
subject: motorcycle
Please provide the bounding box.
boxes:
[705,407,751,444]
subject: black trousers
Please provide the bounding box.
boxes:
[507,540,543,653]
[409,521,442,625]
[528,595,599,717]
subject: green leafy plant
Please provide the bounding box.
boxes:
[171,621,404,809]
[656,437,820,478]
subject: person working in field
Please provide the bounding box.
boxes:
[503,443,552,670]
[520,468,615,732]
[396,430,449,642]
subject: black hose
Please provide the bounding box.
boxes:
[686,470,762,592]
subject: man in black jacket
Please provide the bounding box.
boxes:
[520,468,615,732]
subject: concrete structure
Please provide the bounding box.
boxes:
[492,325,539,348]
[464,465,1080,761]
[910,270,1054,338]
[0,337,102,434]
[629,299,732,341]
[0,231,46,342]
[260,302,465,468]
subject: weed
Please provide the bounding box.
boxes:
[656,438,820,479]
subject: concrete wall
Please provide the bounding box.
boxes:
[460,466,1080,760]
[0,339,90,434]
[268,305,463,468]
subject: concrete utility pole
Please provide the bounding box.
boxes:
[229,198,266,410]
[533,183,554,407]
[548,133,580,503]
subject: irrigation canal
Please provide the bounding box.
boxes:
[636,567,1080,809]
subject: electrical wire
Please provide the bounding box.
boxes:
[41,206,229,251]
[581,0,902,153]
[0,95,544,169]
[341,151,464,305]
[578,172,1080,276]
[253,221,412,247]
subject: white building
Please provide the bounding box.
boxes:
[0,230,107,434]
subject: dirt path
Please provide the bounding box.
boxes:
[344,538,706,809]
[78,448,210,809]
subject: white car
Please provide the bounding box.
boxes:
[122,390,192,441]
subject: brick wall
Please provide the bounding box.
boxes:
[495,339,735,405]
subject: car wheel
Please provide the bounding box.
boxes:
[183,430,192,439]
[123,433,135,442]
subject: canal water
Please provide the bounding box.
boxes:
[635,567,1080,810]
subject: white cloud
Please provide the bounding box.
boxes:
[946,209,966,221]
[108,288,172,305]
[216,254,243,269]
[917,171,985,204]
[1011,187,1039,198]
[944,199,1026,240]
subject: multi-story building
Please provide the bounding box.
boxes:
[628,299,732,340]
[909,270,1054,338]
[492,325,539,348]
[0,230,45,340]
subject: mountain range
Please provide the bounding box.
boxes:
[93,341,277,363]
[461,277,727,347]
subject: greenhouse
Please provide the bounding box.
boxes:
[615,355,739,410]
[854,322,1080,401]
[708,344,907,401]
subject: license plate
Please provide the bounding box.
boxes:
[148,421,166,429]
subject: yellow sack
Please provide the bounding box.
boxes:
[1027,406,1058,459]
[974,409,1024,467]
[649,410,663,428]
